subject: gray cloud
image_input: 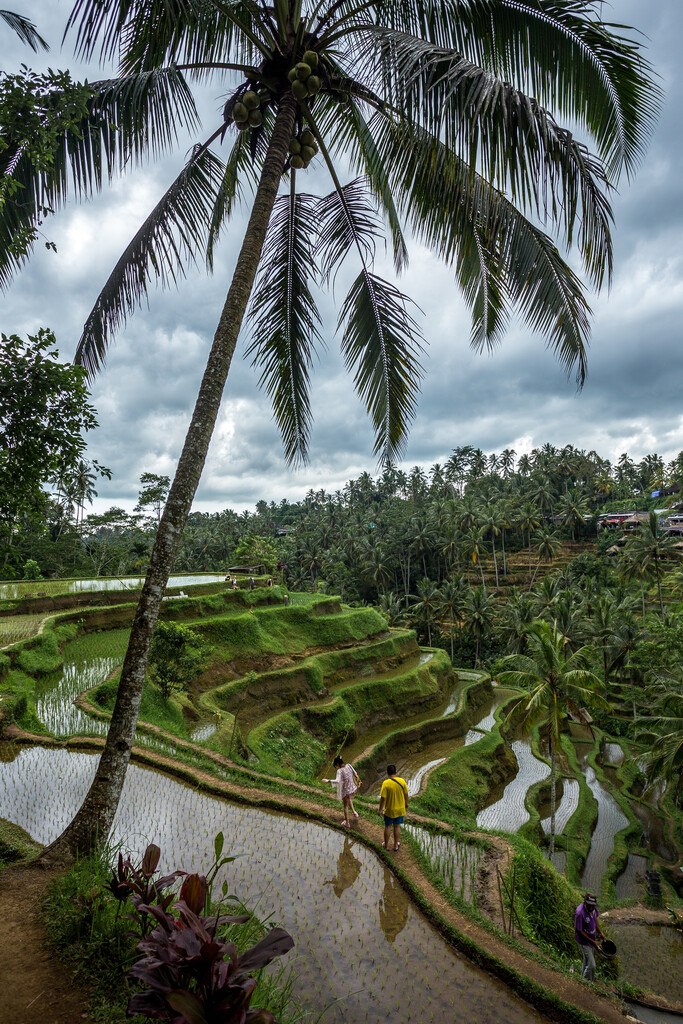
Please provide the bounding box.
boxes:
[3,1,683,513]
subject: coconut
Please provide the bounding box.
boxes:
[303,50,319,69]
[291,79,308,100]
[232,102,248,122]
[300,129,315,147]
[288,139,302,155]
[243,90,259,110]
[290,154,305,169]
[248,110,262,127]
[287,67,299,83]
[237,121,250,131]
[306,75,321,95]
[296,62,312,81]
[300,145,316,163]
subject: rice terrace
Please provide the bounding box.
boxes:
[2,0,683,1023]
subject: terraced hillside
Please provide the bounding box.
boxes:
[1,579,682,1019]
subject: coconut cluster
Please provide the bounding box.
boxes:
[231,86,272,131]
[287,51,321,101]
[289,129,318,170]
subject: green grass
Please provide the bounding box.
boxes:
[247,650,452,779]
[0,816,41,864]
[0,614,45,646]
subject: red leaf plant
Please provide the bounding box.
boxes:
[126,871,294,1023]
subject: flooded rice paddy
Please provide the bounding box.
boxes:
[0,573,226,600]
[540,778,580,836]
[476,740,550,832]
[34,629,129,737]
[404,824,484,905]
[0,745,545,1024]
[606,921,683,1005]
[615,853,649,900]
[576,746,629,894]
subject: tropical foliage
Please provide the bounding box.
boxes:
[0,0,661,859]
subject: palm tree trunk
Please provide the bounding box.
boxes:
[655,555,665,622]
[549,739,557,859]
[38,94,298,865]
[492,539,499,589]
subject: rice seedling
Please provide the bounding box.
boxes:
[0,745,547,1024]
[0,614,45,646]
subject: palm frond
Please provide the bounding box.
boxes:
[206,131,257,271]
[75,146,225,374]
[372,0,660,180]
[0,9,48,50]
[369,28,615,261]
[65,0,270,70]
[246,186,324,465]
[315,177,383,285]
[88,68,201,167]
[337,270,424,463]
[370,115,592,380]
[344,99,409,275]
[0,68,201,291]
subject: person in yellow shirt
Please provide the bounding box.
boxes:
[378,764,409,852]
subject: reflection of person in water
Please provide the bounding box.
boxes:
[323,836,362,898]
[379,865,409,943]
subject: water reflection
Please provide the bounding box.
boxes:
[0,746,545,1024]
[324,836,363,898]
[379,866,409,943]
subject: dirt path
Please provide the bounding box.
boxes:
[0,863,94,1024]
[8,727,639,1024]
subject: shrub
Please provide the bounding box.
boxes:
[149,621,208,701]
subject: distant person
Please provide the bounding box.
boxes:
[232,577,238,590]
[378,764,408,851]
[249,576,255,590]
[323,755,361,826]
[224,573,230,581]
[283,593,289,606]
[267,577,273,587]
[574,892,606,981]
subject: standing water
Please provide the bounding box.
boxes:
[0,745,546,1024]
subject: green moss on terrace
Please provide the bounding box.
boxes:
[414,689,520,828]
[352,672,493,781]
[247,649,454,780]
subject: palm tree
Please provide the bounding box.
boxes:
[28,0,657,862]
[557,489,590,543]
[499,620,607,857]
[623,511,682,622]
[463,585,495,667]
[411,578,440,648]
[528,528,562,586]
[635,685,683,804]
[437,576,468,664]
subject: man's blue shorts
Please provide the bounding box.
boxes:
[383,814,405,826]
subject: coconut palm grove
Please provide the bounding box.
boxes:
[1,2,682,1023]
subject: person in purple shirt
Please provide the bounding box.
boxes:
[574,892,606,981]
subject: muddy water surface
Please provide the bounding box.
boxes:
[575,744,629,894]
[607,921,683,1004]
[0,745,545,1024]
[476,739,550,832]
[615,853,649,900]
[539,778,580,836]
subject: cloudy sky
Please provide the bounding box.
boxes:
[3,1,682,513]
